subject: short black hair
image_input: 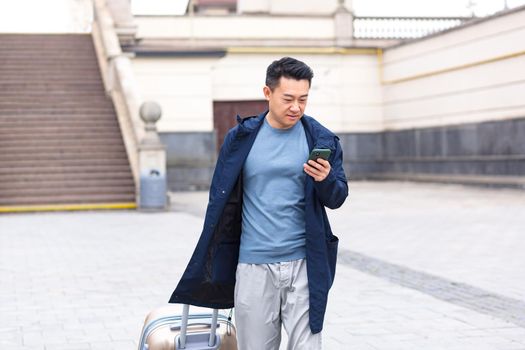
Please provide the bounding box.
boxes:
[265,57,314,90]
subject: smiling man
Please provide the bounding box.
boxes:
[170,57,348,349]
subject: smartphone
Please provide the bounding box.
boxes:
[308,148,331,162]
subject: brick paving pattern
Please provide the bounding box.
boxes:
[1,181,524,349]
[338,248,525,328]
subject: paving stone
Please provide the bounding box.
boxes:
[1,181,525,349]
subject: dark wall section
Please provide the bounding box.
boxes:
[338,133,384,177]
[161,117,525,190]
[159,132,216,191]
[339,117,525,184]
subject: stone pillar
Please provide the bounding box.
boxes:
[237,0,270,14]
[334,0,354,47]
[138,102,167,210]
[106,0,137,46]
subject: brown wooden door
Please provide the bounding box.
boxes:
[213,100,268,152]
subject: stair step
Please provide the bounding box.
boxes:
[0,51,97,55]
[0,119,119,126]
[0,193,136,206]
[0,43,93,48]
[0,124,119,130]
[0,108,115,114]
[0,48,96,54]
[0,171,133,182]
[0,131,122,141]
[0,49,95,53]
[0,78,103,84]
[0,83,104,90]
[0,83,106,91]
[0,92,108,98]
[0,61,99,68]
[0,91,107,96]
[0,89,107,95]
[0,44,95,50]
[0,93,108,100]
[0,181,133,194]
[0,102,112,108]
[0,57,97,61]
[0,97,111,103]
[0,73,102,78]
[0,64,99,69]
[0,138,125,147]
[0,145,127,155]
[0,113,114,119]
[0,163,132,175]
[0,177,135,191]
[0,89,106,95]
[0,93,109,99]
[0,126,121,135]
[0,34,92,41]
[0,151,129,163]
[0,113,117,120]
[0,64,99,70]
[0,101,113,108]
[0,95,109,101]
[0,59,98,64]
[0,149,127,158]
[1,54,96,57]
[0,68,100,74]
[0,42,94,47]
[0,122,119,130]
[0,70,100,74]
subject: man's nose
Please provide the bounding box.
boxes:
[290,102,300,112]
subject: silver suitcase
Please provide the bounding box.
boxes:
[138,304,237,350]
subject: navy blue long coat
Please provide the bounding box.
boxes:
[169,111,348,333]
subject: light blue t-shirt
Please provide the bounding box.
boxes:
[239,117,309,264]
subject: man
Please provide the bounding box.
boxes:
[170,57,348,349]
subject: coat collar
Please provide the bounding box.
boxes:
[235,110,337,151]
[235,110,267,135]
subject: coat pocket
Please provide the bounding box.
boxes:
[326,234,339,287]
[211,242,240,284]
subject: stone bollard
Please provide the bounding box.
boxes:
[138,101,167,210]
[334,0,354,47]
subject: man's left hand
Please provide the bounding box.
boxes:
[303,158,331,182]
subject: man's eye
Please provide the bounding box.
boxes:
[284,99,292,102]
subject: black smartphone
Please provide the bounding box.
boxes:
[308,148,331,162]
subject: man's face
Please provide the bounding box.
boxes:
[263,77,310,129]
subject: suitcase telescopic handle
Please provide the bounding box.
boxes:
[179,304,219,349]
[171,322,219,331]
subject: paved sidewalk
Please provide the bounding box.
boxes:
[1,181,525,349]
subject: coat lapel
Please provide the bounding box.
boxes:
[217,112,266,193]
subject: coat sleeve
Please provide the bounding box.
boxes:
[313,137,348,209]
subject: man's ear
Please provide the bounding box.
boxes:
[263,86,271,101]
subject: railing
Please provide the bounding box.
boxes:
[353,16,471,39]
[91,0,167,210]
[91,0,143,189]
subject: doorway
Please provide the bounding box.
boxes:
[213,100,268,152]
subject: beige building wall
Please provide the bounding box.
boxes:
[382,9,525,130]
[132,57,218,132]
[132,52,383,133]
[128,5,525,188]
[212,53,383,132]
[135,16,334,41]
[238,0,341,15]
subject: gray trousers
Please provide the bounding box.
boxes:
[234,258,322,350]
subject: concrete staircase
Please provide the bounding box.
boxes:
[0,34,136,210]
